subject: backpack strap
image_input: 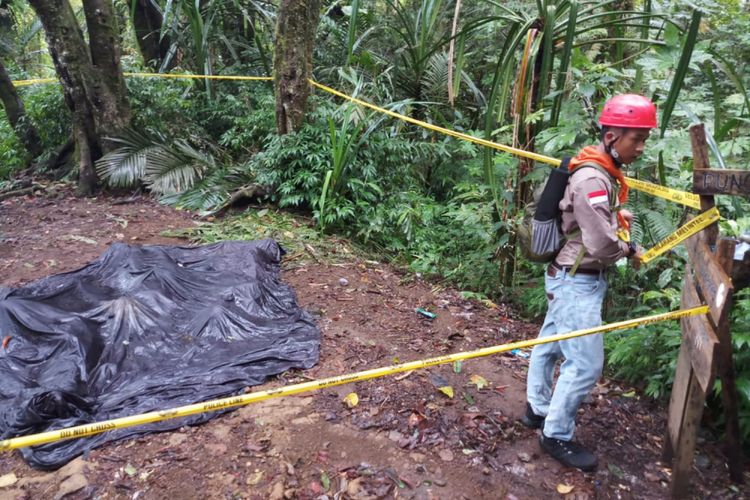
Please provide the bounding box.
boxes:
[567,161,617,277]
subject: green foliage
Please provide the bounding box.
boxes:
[515,274,548,319]
[217,92,277,156]
[604,276,684,399]
[0,82,69,178]
[126,76,205,138]
[95,127,219,196]
[717,289,750,442]
[0,113,24,178]
[17,83,70,160]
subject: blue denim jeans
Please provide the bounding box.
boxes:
[526,267,607,441]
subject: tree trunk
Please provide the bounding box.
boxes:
[28,0,131,195]
[0,0,43,162]
[0,60,43,162]
[273,0,321,134]
[130,0,174,70]
[82,0,131,138]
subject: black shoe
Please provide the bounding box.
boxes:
[520,403,545,429]
[540,434,597,472]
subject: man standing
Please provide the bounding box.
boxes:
[521,94,656,471]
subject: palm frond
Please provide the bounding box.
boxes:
[145,139,213,194]
[96,128,163,187]
[422,52,450,101]
[97,128,217,195]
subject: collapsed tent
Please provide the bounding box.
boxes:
[0,240,320,469]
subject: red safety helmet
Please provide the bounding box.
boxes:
[599,94,657,129]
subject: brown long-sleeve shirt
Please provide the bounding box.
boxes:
[555,165,630,270]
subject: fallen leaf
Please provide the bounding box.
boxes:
[247,471,264,485]
[556,483,574,494]
[407,412,425,428]
[469,374,488,390]
[0,473,18,487]
[343,392,359,408]
[124,464,137,477]
[462,392,475,405]
[320,471,330,491]
[494,384,509,394]
[453,360,463,373]
[438,386,454,398]
[438,449,454,462]
[482,299,498,309]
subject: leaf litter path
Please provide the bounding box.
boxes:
[0,187,746,499]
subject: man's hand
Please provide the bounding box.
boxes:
[620,208,634,228]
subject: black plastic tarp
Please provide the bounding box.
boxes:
[0,239,320,469]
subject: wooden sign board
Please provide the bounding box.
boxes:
[680,272,719,392]
[694,168,750,196]
[685,231,734,326]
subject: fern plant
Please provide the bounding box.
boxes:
[96,128,218,196]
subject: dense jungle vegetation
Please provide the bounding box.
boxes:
[1,0,749,443]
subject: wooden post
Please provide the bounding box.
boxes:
[715,238,744,482]
[669,367,707,499]
[690,123,743,483]
[689,124,744,483]
[666,261,720,497]
[689,124,718,245]
[662,337,690,463]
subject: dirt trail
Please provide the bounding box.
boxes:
[0,187,746,499]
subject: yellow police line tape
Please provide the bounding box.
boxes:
[11,72,700,209]
[626,178,701,210]
[0,305,708,452]
[309,80,558,165]
[11,73,273,87]
[308,80,703,210]
[641,207,721,263]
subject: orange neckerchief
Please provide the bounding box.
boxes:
[569,146,630,229]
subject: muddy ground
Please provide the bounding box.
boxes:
[0,186,748,499]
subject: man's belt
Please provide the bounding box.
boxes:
[547,262,604,277]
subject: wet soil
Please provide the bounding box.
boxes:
[0,186,747,499]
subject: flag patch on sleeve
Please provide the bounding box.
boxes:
[587,190,608,206]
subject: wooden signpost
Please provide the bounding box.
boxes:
[663,124,747,498]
